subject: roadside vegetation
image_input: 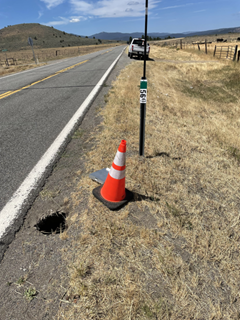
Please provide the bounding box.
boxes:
[56,46,240,319]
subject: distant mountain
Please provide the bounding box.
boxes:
[89,32,170,41]
[90,27,240,41]
[186,26,240,37]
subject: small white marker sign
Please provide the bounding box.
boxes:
[140,89,147,104]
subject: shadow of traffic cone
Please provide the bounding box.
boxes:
[92,140,133,210]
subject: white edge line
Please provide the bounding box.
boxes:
[0,47,126,239]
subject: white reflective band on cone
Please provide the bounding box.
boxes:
[113,150,126,167]
[109,167,125,180]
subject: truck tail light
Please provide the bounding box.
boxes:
[132,45,134,51]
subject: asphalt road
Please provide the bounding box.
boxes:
[0,45,125,213]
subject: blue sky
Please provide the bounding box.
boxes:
[0,0,239,36]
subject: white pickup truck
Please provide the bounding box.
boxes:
[128,38,150,59]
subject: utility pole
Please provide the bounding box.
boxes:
[139,0,148,156]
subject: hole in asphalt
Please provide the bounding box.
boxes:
[34,212,67,235]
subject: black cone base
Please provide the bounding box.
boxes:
[92,185,133,211]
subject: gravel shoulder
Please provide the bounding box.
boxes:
[0,52,131,320]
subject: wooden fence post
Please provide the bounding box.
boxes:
[205,39,207,54]
[180,39,182,49]
[226,46,229,59]
[213,45,216,56]
[237,50,240,62]
[198,44,200,51]
[233,45,238,61]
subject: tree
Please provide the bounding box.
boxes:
[129,36,132,43]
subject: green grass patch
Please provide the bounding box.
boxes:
[24,287,37,301]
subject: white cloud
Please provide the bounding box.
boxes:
[70,18,80,22]
[128,1,140,5]
[157,3,197,10]
[38,9,44,19]
[69,0,161,18]
[69,16,87,22]
[70,0,92,12]
[40,0,65,9]
[42,0,162,26]
[45,16,69,25]
[45,15,87,25]
[125,8,133,12]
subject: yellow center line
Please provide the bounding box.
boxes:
[0,91,13,99]
[0,60,88,101]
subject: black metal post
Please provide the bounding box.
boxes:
[139,0,148,156]
[143,0,148,79]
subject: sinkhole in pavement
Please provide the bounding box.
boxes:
[34,212,67,235]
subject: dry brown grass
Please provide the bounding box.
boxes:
[0,43,120,76]
[153,37,239,59]
[56,46,240,319]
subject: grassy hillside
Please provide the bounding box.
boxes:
[0,23,117,52]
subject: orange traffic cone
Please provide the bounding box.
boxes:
[93,140,133,210]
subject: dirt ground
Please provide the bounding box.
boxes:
[1,45,240,320]
[0,52,131,320]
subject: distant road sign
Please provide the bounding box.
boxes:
[28,37,33,46]
[2,49,7,52]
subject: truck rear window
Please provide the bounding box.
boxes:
[133,39,144,46]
